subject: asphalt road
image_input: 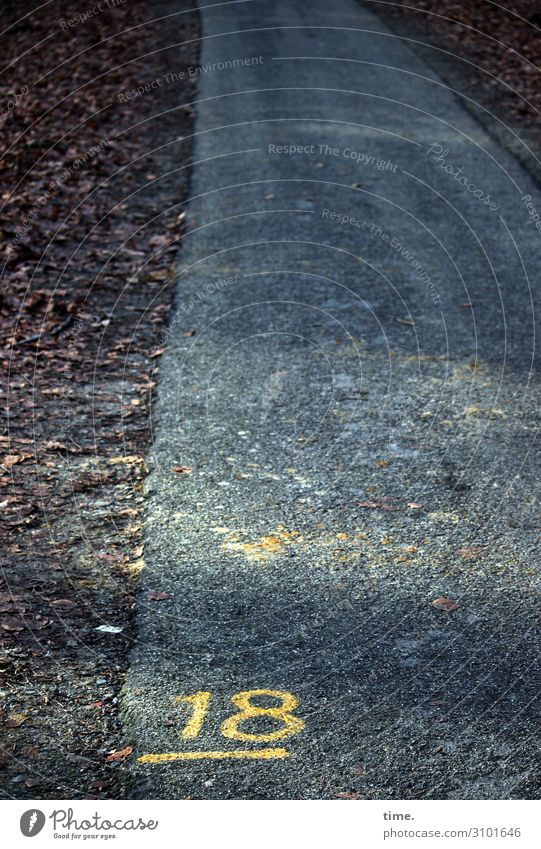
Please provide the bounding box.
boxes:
[123,0,541,799]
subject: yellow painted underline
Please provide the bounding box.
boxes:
[138,748,289,764]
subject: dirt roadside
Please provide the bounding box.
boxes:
[1,0,198,799]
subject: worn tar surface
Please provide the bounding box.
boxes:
[123,0,541,799]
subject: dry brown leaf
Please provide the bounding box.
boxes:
[147,591,170,601]
[0,617,25,631]
[2,453,33,468]
[5,713,28,727]
[105,745,133,762]
[171,465,192,474]
[432,596,460,612]
[108,455,144,465]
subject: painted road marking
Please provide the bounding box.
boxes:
[176,691,211,739]
[175,688,305,743]
[138,690,305,765]
[138,748,290,763]
[220,689,305,742]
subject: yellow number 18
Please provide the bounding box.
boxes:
[175,688,305,743]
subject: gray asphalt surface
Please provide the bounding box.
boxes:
[123,0,541,799]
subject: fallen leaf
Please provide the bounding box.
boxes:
[5,713,28,727]
[108,455,144,465]
[432,596,460,612]
[171,465,192,474]
[96,552,124,563]
[335,792,363,799]
[147,591,170,601]
[105,746,133,762]
[2,453,33,468]
[124,558,145,575]
[407,502,423,509]
[0,617,25,631]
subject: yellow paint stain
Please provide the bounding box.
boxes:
[428,511,460,525]
[216,526,376,565]
[224,536,282,560]
[138,748,289,763]
[286,468,309,484]
[220,527,303,561]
